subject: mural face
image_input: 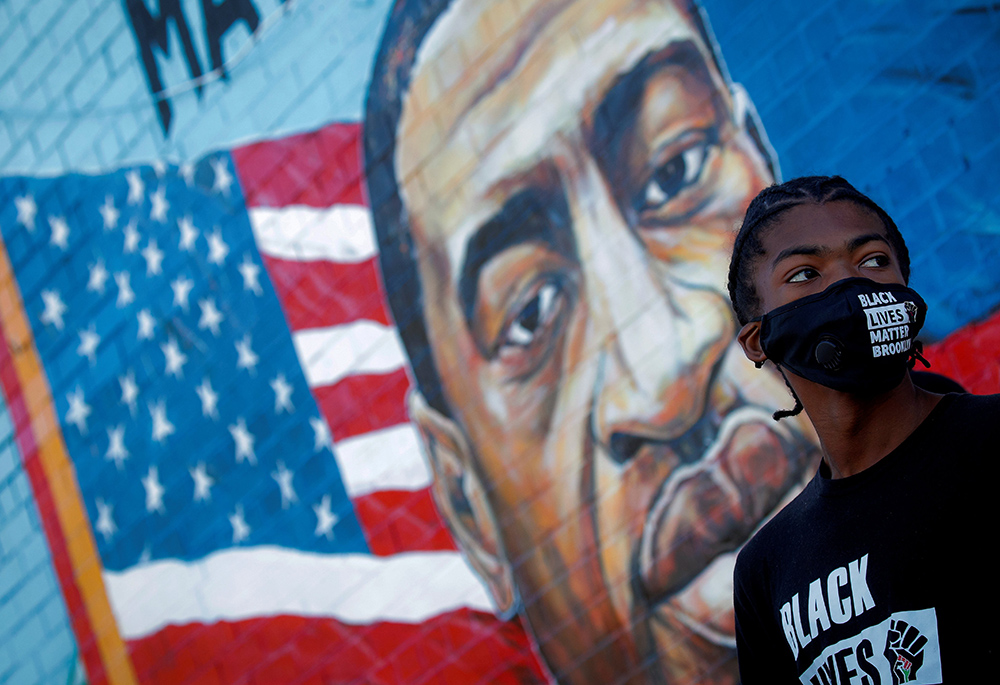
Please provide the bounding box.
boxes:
[379,0,821,680]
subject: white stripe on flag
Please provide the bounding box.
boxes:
[250,205,376,262]
[294,320,406,387]
[105,547,494,639]
[335,423,431,497]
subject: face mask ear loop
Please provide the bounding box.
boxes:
[907,339,931,370]
[772,365,804,421]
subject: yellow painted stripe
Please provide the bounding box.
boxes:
[0,237,137,685]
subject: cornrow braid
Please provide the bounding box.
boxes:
[772,370,804,421]
[727,175,911,326]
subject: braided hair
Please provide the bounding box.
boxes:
[727,176,911,419]
[727,175,910,326]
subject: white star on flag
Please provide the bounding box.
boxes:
[115,271,135,308]
[87,259,109,294]
[150,185,169,223]
[49,216,70,250]
[106,425,129,470]
[119,371,139,415]
[15,194,37,230]
[198,298,224,336]
[99,196,120,230]
[189,462,214,502]
[239,254,263,295]
[40,290,67,330]
[235,334,258,375]
[95,499,117,542]
[310,416,332,453]
[207,228,229,266]
[137,309,156,341]
[179,162,195,187]
[270,373,294,414]
[149,399,176,444]
[142,466,166,514]
[77,325,100,364]
[123,219,141,253]
[211,157,233,196]
[195,377,220,419]
[271,461,298,509]
[313,495,339,540]
[142,238,165,276]
[229,504,251,543]
[171,275,194,311]
[126,169,145,205]
[229,417,256,465]
[178,215,199,251]
[161,337,188,378]
[65,386,91,435]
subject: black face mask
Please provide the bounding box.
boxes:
[755,277,928,394]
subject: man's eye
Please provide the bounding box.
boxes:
[860,254,890,268]
[504,281,559,348]
[638,143,709,212]
[788,268,818,283]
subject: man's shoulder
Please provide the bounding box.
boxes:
[927,391,1000,440]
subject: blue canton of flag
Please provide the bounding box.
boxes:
[0,155,368,572]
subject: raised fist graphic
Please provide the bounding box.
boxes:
[883,619,927,684]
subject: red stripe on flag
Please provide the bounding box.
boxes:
[262,254,391,330]
[354,488,458,555]
[127,611,549,685]
[925,307,1000,395]
[232,123,367,209]
[314,368,411,442]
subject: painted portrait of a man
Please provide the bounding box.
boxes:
[364,0,822,681]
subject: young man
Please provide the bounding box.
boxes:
[730,175,998,683]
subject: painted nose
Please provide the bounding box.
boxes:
[569,172,732,463]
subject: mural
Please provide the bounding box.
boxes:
[0,0,998,684]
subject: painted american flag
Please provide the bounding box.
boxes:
[0,121,548,684]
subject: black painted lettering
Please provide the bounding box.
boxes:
[200,0,261,77]
[124,0,205,134]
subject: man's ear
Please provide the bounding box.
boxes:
[408,391,518,616]
[737,321,768,368]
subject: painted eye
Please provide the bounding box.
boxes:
[639,143,709,211]
[503,281,560,348]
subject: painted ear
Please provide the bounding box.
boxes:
[408,391,518,616]
[732,82,781,182]
[737,321,768,368]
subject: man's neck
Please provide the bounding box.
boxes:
[793,373,943,479]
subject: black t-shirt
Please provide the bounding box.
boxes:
[734,393,1000,684]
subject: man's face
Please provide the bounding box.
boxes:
[752,201,906,316]
[394,0,819,681]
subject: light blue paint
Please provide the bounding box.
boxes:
[0,398,80,685]
[0,0,395,176]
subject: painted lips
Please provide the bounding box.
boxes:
[637,406,814,604]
